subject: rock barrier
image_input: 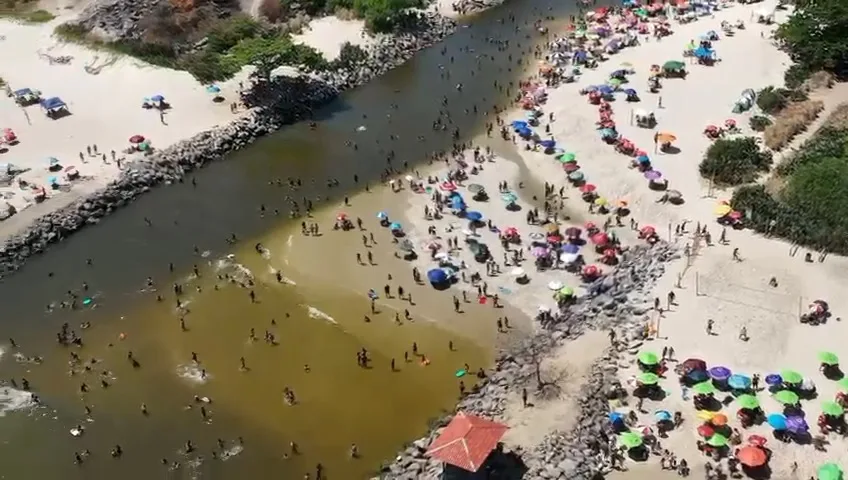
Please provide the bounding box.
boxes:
[0,14,456,277]
[378,242,679,479]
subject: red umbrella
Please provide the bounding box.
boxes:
[640,225,656,237]
[129,135,145,144]
[564,227,581,238]
[504,227,518,236]
[585,221,597,230]
[579,184,597,193]
[427,412,508,472]
[583,265,600,277]
[697,424,714,438]
[563,163,580,173]
[635,149,647,157]
[736,446,767,467]
[682,358,707,373]
[747,435,767,447]
[729,211,743,220]
[590,232,609,245]
[337,212,348,221]
[547,234,563,244]
[603,248,616,258]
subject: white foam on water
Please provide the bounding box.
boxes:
[268,266,297,286]
[305,305,337,324]
[176,364,211,384]
[0,346,5,361]
[0,387,35,416]
[220,444,243,461]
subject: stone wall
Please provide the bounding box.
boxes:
[378,243,679,479]
[0,14,456,278]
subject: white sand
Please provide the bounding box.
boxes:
[499,1,848,477]
[292,16,375,61]
[0,17,250,239]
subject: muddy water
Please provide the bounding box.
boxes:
[0,1,592,478]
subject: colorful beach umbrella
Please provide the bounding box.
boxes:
[692,382,716,395]
[767,413,787,430]
[819,351,840,366]
[818,463,843,480]
[655,410,672,422]
[838,378,848,391]
[618,432,643,449]
[736,446,767,467]
[656,132,677,144]
[568,171,584,181]
[714,204,732,217]
[706,434,728,448]
[780,370,803,384]
[736,394,760,409]
[822,401,844,417]
[637,372,660,385]
[557,152,577,163]
[774,390,799,405]
[727,374,752,390]
[638,351,659,365]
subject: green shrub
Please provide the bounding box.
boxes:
[19,8,54,22]
[749,115,772,132]
[180,50,239,83]
[775,126,848,176]
[206,15,262,54]
[776,0,848,82]
[333,42,368,70]
[756,86,788,114]
[699,137,773,186]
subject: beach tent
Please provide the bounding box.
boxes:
[426,412,508,472]
[13,88,41,106]
[427,268,449,285]
[40,97,69,118]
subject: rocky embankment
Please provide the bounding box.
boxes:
[379,243,679,480]
[0,15,455,278]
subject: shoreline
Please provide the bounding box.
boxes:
[0,12,456,278]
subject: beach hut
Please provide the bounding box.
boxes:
[40,97,69,119]
[426,412,508,473]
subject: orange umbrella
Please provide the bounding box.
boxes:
[710,413,728,426]
[736,446,767,467]
[427,412,508,472]
[656,132,676,144]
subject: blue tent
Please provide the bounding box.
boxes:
[609,412,625,424]
[13,88,33,97]
[389,222,402,231]
[466,211,483,221]
[561,243,580,254]
[40,97,66,110]
[427,269,448,284]
[151,94,165,102]
[538,139,556,149]
[517,128,533,138]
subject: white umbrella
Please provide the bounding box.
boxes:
[561,253,580,264]
[511,267,526,277]
[434,252,449,260]
[405,175,414,182]
[538,305,551,312]
[547,281,563,290]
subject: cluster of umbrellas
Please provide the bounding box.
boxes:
[128,134,152,151]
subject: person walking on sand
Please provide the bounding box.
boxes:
[608,329,616,345]
[667,291,675,309]
[522,387,528,407]
[732,248,741,261]
[738,326,748,342]
[706,319,714,335]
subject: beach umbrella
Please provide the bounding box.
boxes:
[376,211,388,219]
[547,281,563,291]
[389,222,403,231]
[561,243,580,254]
[600,128,617,139]
[774,390,799,405]
[710,413,728,426]
[510,267,525,277]
[582,265,600,277]
[557,152,577,163]
[598,85,614,95]
[697,424,714,437]
[637,372,659,385]
[129,135,145,144]
[623,88,637,96]
[638,351,659,366]
[697,411,715,422]
[838,378,848,391]
[735,446,767,467]
[663,60,685,71]
[780,370,803,384]
[786,416,808,433]
[728,374,751,390]
[558,286,574,297]
[501,192,518,203]
[818,463,843,480]
[608,78,623,88]
[397,239,415,252]
[538,139,556,149]
[151,94,165,102]
[709,366,731,381]
[579,184,596,193]
[736,394,760,409]
[819,351,840,366]
[591,232,609,245]
[47,157,60,166]
[766,413,787,430]
[618,432,643,449]
[205,85,221,94]
[564,227,581,238]
[511,120,528,128]
[765,374,783,387]
[466,211,483,222]
[594,197,608,206]
[656,132,676,144]
[531,247,548,257]
[467,183,485,193]
[655,410,672,422]
[568,171,584,181]
[747,435,767,446]
[427,269,448,284]
[47,176,58,185]
[563,163,580,173]
[609,411,625,424]
[561,253,579,264]
[692,382,716,395]
[822,401,844,417]
[637,154,650,164]
[682,358,707,373]
[687,369,710,383]
[706,434,728,448]
[644,170,662,180]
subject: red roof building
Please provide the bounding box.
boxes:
[426,412,508,472]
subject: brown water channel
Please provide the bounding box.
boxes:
[0,3,589,478]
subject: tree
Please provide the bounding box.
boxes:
[699,137,773,186]
[519,335,568,401]
[776,0,848,83]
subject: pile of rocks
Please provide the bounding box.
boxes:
[378,243,679,479]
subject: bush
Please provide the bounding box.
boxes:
[775,126,848,176]
[332,42,368,70]
[776,0,848,82]
[763,99,824,151]
[756,86,788,114]
[699,137,773,186]
[206,15,261,54]
[749,115,772,132]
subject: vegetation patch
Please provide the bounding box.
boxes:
[0,0,55,23]
[762,99,824,151]
[775,0,848,87]
[749,115,772,132]
[698,137,773,186]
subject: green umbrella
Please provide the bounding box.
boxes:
[736,394,760,409]
[618,431,643,449]
[706,433,728,448]
[608,78,623,88]
[822,401,844,417]
[692,381,716,395]
[818,463,843,480]
[638,351,659,366]
[637,372,660,385]
[819,351,840,366]
[663,60,685,71]
[838,378,848,391]
[781,370,804,384]
[501,192,518,203]
[558,286,574,297]
[774,390,800,405]
[557,152,576,163]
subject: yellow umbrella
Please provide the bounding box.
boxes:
[594,197,608,206]
[656,132,677,144]
[714,204,732,216]
[697,410,715,421]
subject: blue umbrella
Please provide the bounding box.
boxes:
[709,366,731,381]
[786,416,808,433]
[427,269,448,284]
[501,192,518,203]
[694,46,713,58]
[637,155,650,163]
[610,69,628,78]
[727,374,751,390]
[511,120,528,128]
[47,157,59,166]
[561,243,580,254]
[47,176,58,185]
[600,128,617,139]
[205,85,221,94]
[598,85,614,95]
[466,211,483,222]
[609,412,625,423]
[767,413,787,430]
[151,94,165,102]
[377,211,388,219]
[655,410,672,422]
[517,128,533,138]
[539,139,556,149]
[623,88,637,96]
[389,222,402,231]
[574,51,588,62]
[451,198,466,210]
[583,85,599,92]
[686,369,710,382]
